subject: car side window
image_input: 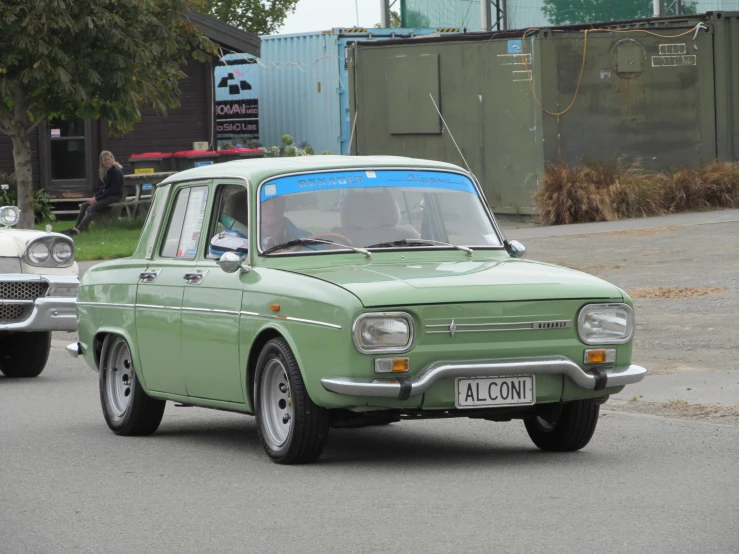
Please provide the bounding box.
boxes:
[160,185,209,259]
[207,184,249,259]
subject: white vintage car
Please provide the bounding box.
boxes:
[0,205,79,377]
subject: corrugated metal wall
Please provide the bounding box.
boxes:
[350,12,739,214]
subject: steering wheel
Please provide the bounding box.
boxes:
[290,232,354,252]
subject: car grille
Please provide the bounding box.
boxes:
[0,281,48,323]
[0,303,32,323]
[0,280,49,300]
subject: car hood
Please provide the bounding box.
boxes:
[287,259,624,307]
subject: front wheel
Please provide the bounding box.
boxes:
[0,331,51,378]
[524,400,600,452]
[99,335,165,436]
[254,338,329,464]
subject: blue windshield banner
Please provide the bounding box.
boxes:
[259,169,477,202]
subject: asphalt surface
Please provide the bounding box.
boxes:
[2,209,738,553]
[2,347,738,554]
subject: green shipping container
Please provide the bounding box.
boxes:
[348,12,739,214]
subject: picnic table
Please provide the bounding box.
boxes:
[117,171,177,218]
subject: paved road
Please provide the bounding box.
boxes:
[1,346,738,554]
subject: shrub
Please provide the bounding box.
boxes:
[535,158,739,225]
[263,135,315,158]
[0,172,56,225]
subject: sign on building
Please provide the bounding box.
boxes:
[214,54,259,147]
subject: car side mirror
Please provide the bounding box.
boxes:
[507,240,526,259]
[217,251,250,274]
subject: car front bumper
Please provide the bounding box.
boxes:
[321,357,648,401]
[0,274,79,332]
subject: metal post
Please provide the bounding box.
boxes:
[380,0,391,27]
[502,0,508,30]
[653,0,662,16]
[676,0,684,14]
[481,0,492,31]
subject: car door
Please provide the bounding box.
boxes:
[135,183,210,396]
[180,182,248,403]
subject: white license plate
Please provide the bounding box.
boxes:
[456,376,535,408]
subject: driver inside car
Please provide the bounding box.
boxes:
[260,195,309,250]
[209,189,250,258]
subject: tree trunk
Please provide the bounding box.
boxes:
[9,131,35,229]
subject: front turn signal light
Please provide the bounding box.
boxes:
[374,357,410,373]
[584,349,616,364]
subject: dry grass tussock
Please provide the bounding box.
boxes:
[626,287,725,299]
[535,158,739,225]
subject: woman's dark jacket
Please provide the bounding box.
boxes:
[95,166,124,201]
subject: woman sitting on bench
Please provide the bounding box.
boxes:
[63,150,124,236]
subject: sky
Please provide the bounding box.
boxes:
[279,0,383,35]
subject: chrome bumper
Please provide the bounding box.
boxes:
[0,275,79,332]
[321,357,648,400]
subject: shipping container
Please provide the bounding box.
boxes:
[250,27,464,155]
[348,12,739,214]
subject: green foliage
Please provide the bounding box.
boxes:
[542,0,699,25]
[0,0,217,136]
[542,0,651,25]
[0,173,55,225]
[263,134,315,157]
[322,151,332,155]
[535,158,739,225]
[375,10,402,28]
[200,0,299,34]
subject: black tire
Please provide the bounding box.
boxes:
[0,331,51,378]
[99,335,165,436]
[524,400,600,452]
[254,338,329,464]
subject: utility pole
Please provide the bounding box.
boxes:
[493,0,508,31]
[380,0,391,27]
[481,0,492,31]
[653,0,664,16]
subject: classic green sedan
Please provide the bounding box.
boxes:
[69,156,647,464]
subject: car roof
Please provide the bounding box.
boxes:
[161,155,468,186]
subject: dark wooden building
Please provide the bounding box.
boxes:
[0,13,260,199]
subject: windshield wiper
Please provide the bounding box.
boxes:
[262,238,371,259]
[365,239,473,257]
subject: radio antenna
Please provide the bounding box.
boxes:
[428,93,513,251]
[429,93,472,175]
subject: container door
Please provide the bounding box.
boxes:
[180,183,248,403]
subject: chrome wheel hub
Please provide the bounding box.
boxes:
[260,358,293,450]
[106,339,133,418]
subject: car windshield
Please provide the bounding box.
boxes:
[258,169,501,254]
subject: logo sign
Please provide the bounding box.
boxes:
[51,128,61,139]
[194,161,214,167]
[508,40,522,54]
[215,54,259,144]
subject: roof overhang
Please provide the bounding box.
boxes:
[187,11,260,57]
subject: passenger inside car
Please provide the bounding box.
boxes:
[209,188,249,257]
[332,188,421,246]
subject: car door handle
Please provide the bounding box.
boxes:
[183,271,207,285]
[138,270,160,283]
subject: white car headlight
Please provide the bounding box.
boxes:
[0,205,20,227]
[578,303,634,345]
[51,241,74,264]
[353,312,414,353]
[27,241,50,264]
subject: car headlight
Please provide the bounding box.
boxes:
[27,241,50,264]
[0,205,20,227]
[353,312,414,353]
[577,303,634,345]
[51,241,74,264]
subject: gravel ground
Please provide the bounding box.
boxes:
[518,221,739,376]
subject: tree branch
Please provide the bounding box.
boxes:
[27,114,48,133]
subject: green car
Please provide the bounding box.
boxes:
[69,156,647,464]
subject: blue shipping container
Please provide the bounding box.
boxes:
[251,27,462,155]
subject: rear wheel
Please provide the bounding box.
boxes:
[0,331,51,378]
[99,335,165,436]
[254,338,329,464]
[525,400,600,452]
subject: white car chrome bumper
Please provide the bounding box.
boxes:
[0,274,79,332]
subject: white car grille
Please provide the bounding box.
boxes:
[0,281,48,323]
